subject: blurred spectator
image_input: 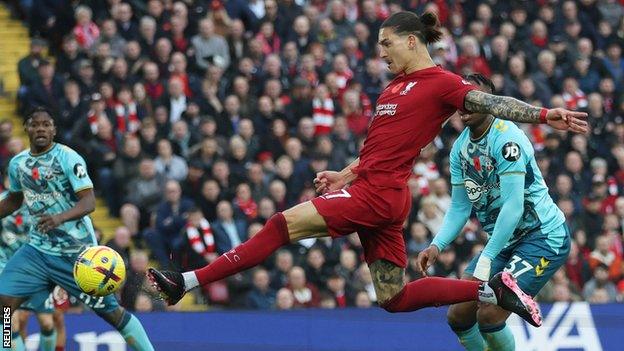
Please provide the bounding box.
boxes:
[121,250,150,310]
[18,37,48,89]
[407,222,431,255]
[72,5,100,51]
[183,207,217,270]
[113,2,138,41]
[144,180,194,268]
[354,263,376,303]
[589,235,623,281]
[418,196,445,233]
[121,158,165,235]
[304,247,332,291]
[433,247,458,278]
[583,264,618,302]
[58,80,87,143]
[270,250,294,290]
[154,138,188,182]
[0,120,13,167]
[246,268,277,310]
[192,18,230,72]
[106,226,132,266]
[565,240,592,291]
[94,18,126,58]
[26,60,64,114]
[286,266,320,308]
[456,35,491,77]
[275,288,295,310]
[335,249,358,282]
[326,274,354,308]
[355,290,372,308]
[213,200,248,254]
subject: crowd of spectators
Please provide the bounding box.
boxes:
[3,0,624,311]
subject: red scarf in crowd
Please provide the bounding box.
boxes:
[187,219,215,256]
[234,197,258,220]
[114,102,140,134]
[73,23,100,49]
[87,110,105,135]
[313,97,334,135]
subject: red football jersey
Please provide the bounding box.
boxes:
[355,66,477,188]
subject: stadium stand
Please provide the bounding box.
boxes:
[1,0,623,314]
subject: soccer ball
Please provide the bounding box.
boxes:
[73,246,126,296]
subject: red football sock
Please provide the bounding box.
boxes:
[194,213,290,285]
[382,277,481,312]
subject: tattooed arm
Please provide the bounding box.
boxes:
[463,90,589,133]
[369,260,405,304]
[464,90,542,123]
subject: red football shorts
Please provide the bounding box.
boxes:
[311,179,411,268]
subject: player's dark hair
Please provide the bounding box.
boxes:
[24,106,55,125]
[380,11,442,44]
[464,73,495,93]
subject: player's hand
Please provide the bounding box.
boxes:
[545,108,589,134]
[314,171,347,194]
[416,245,440,276]
[37,214,63,233]
[52,286,69,307]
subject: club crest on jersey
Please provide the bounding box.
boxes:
[31,167,40,180]
[502,142,521,161]
[400,81,417,95]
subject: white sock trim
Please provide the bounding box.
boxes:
[182,271,199,291]
[478,283,498,305]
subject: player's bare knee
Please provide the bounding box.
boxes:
[477,303,510,327]
[37,313,55,333]
[447,302,478,327]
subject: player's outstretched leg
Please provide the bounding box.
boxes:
[36,313,57,351]
[98,307,154,351]
[480,324,515,351]
[446,302,485,351]
[148,212,291,305]
[372,260,542,327]
[39,329,57,351]
[477,303,515,351]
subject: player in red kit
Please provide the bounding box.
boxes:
[148,11,587,329]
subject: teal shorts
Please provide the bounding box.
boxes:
[17,289,54,314]
[1,257,53,314]
[465,223,571,296]
[0,244,119,314]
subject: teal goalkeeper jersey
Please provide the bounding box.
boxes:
[449,118,566,251]
[8,143,96,256]
[0,191,31,271]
